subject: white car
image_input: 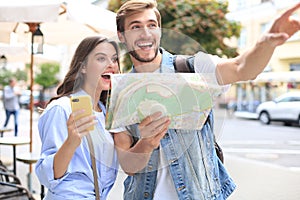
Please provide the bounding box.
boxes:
[256,92,300,126]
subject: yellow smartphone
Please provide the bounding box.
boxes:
[70,95,94,131]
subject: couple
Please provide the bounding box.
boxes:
[35,1,300,199]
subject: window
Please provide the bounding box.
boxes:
[238,28,247,48]
[290,63,300,71]
[261,0,272,3]
[260,22,271,34]
[236,0,247,9]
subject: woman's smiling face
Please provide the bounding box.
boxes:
[82,42,119,92]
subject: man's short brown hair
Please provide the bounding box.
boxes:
[116,0,162,33]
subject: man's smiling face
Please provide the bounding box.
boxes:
[120,8,161,63]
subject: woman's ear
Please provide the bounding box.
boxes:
[81,65,87,74]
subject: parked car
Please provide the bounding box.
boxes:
[19,90,50,110]
[256,92,300,126]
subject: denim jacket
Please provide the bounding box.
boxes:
[124,49,236,200]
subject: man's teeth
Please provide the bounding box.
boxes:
[138,42,152,47]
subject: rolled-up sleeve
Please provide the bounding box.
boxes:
[35,105,71,189]
[194,51,230,95]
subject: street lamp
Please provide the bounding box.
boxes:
[32,24,44,54]
[0,54,7,69]
[26,22,44,155]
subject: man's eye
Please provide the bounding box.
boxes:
[149,24,157,28]
[132,25,140,30]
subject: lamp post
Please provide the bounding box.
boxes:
[0,54,7,69]
[26,22,44,173]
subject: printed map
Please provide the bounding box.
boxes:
[105,73,223,130]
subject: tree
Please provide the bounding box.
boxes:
[0,69,13,88]
[158,0,241,57]
[15,68,27,82]
[108,0,241,71]
[0,68,27,89]
[35,62,60,107]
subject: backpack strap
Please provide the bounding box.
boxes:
[173,55,195,73]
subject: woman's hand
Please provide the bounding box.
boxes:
[66,109,96,149]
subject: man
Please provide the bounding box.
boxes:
[113,1,300,199]
[3,78,21,136]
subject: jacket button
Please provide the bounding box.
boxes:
[144,192,149,197]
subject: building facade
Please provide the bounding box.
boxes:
[225,0,300,112]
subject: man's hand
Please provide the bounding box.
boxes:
[267,3,300,46]
[138,112,170,151]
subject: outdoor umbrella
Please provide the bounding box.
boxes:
[0,0,117,160]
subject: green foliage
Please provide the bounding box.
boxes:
[158,0,241,57]
[0,69,13,87]
[0,68,27,88]
[15,69,27,82]
[108,0,123,12]
[35,62,60,89]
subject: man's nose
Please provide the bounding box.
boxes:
[140,27,152,37]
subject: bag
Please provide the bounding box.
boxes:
[173,55,224,163]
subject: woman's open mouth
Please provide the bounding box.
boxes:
[101,74,111,80]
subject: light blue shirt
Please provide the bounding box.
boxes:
[35,91,118,200]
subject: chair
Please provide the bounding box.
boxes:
[0,160,35,200]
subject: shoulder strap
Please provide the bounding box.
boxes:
[173,55,195,73]
[86,134,101,200]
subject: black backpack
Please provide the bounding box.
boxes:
[173,55,224,163]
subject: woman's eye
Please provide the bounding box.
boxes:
[111,57,118,63]
[98,57,106,62]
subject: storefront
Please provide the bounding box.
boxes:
[231,71,300,113]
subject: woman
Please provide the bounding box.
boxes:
[35,36,121,200]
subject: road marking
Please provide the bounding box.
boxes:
[224,148,300,155]
[221,140,278,145]
[221,140,300,145]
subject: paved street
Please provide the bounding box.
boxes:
[0,105,299,200]
[107,155,300,200]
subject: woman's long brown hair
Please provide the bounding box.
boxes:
[47,36,119,106]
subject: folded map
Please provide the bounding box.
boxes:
[105,73,223,130]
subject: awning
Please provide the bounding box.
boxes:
[0,0,117,45]
[254,71,300,82]
[0,0,60,22]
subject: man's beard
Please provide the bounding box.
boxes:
[128,46,159,63]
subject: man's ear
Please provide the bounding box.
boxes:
[117,31,125,43]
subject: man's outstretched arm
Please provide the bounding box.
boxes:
[216,3,300,85]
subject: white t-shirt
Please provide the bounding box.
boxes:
[153,147,179,200]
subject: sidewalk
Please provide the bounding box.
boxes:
[234,111,258,119]
[226,155,300,200]
[107,155,300,200]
